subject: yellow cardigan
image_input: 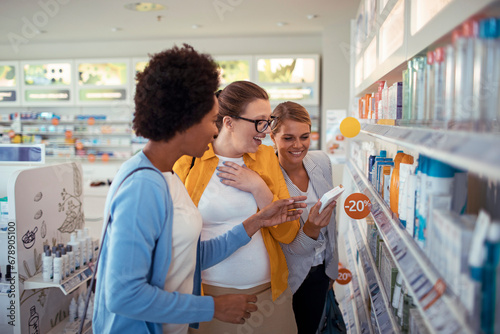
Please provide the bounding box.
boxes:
[173,144,300,300]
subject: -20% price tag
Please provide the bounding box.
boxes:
[336,268,352,285]
[344,193,371,220]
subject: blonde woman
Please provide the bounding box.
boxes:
[271,101,341,333]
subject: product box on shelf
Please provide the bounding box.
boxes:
[379,241,398,304]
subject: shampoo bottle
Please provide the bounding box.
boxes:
[53,251,63,283]
[66,245,74,274]
[42,249,53,282]
[68,233,81,270]
[390,151,407,214]
[84,227,93,263]
[76,229,87,266]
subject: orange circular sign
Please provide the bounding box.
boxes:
[8,130,15,138]
[101,153,110,162]
[75,141,84,150]
[336,268,352,285]
[87,117,95,125]
[344,193,371,219]
[87,154,96,163]
[65,130,73,139]
[51,117,59,125]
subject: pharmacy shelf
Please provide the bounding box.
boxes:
[353,0,500,97]
[46,156,129,162]
[344,230,374,334]
[360,123,500,181]
[340,287,357,334]
[346,160,473,334]
[350,221,401,334]
[22,132,131,136]
[24,267,92,295]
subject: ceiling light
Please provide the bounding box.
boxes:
[192,24,201,29]
[124,2,165,12]
[276,22,288,27]
[307,14,318,20]
[111,27,122,32]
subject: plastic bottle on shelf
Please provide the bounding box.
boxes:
[84,227,93,263]
[390,151,408,214]
[53,250,63,283]
[66,245,75,274]
[78,293,86,320]
[412,55,427,121]
[474,18,500,132]
[444,42,456,125]
[402,68,410,120]
[76,229,87,266]
[42,249,53,282]
[433,47,446,122]
[68,233,81,270]
[61,246,69,278]
[454,19,479,129]
[425,50,435,121]
[69,297,77,323]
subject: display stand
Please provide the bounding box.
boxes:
[0,162,89,334]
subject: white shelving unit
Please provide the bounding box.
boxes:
[343,229,374,334]
[343,0,500,332]
[346,160,473,333]
[360,123,500,181]
[23,267,92,295]
[350,219,401,333]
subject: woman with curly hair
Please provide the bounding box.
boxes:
[92,45,306,334]
[174,81,300,334]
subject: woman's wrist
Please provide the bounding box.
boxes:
[242,214,262,237]
[303,220,321,240]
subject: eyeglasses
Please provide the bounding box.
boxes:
[232,115,277,133]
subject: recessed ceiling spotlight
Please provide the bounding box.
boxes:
[307,14,318,20]
[124,2,165,12]
[35,30,47,34]
[192,24,201,29]
[276,22,288,27]
[111,27,123,32]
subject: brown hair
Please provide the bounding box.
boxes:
[271,101,311,134]
[216,81,269,131]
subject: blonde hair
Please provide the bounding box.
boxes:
[271,101,311,134]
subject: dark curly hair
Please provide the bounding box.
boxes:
[133,44,219,141]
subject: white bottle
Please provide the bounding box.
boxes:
[68,233,81,270]
[84,227,93,263]
[69,297,77,323]
[53,251,63,283]
[78,294,86,320]
[66,245,75,274]
[61,247,69,277]
[76,229,87,266]
[42,249,53,282]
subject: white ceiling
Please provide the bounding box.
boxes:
[0,0,359,45]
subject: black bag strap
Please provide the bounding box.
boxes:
[78,166,163,334]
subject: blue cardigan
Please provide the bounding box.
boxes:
[93,151,251,333]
